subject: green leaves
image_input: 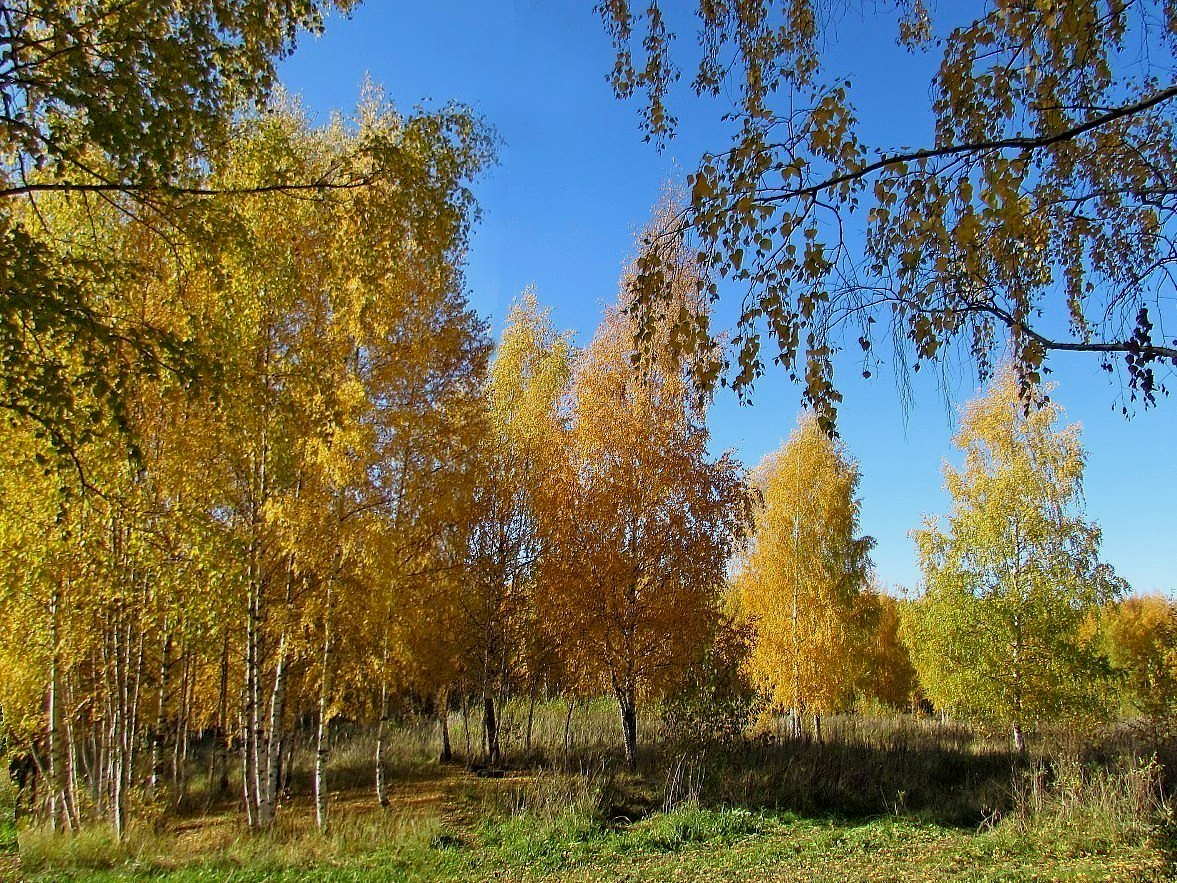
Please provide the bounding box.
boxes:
[907,367,1126,741]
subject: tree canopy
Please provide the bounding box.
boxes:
[601,0,1177,429]
[544,246,749,768]
[734,411,874,732]
[0,93,493,833]
[0,0,396,459]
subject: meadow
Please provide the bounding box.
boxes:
[4,699,1174,882]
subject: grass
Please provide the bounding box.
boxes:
[8,703,1177,881]
[14,802,1171,882]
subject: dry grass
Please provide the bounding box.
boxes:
[10,701,1177,880]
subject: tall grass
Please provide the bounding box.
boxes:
[18,789,448,874]
[0,771,17,854]
[1006,755,1169,842]
[15,698,1177,877]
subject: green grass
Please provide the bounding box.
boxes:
[1,779,15,853]
[16,806,1172,882]
[1,773,21,882]
[10,706,1177,881]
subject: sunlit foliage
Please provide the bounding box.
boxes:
[734,412,874,735]
[906,368,1126,751]
[602,0,1177,427]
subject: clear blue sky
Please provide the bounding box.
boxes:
[279,2,1175,595]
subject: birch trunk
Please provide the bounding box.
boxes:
[214,629,231,797]
[563,696,576,757]
[616,687,638,770]
[374,681,389,809]
[150,625,173,795]
[257,633,288,829]
[439,689,452,764]
[242,575,261,830]
[314,631,334,828]
[524,687,538,759]
[482,691,500,767]
[47,584,66,832]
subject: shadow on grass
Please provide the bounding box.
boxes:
[685,737,1021,827]
[476,717,1022,829]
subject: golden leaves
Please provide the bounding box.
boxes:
[735,412,874,715]
[604,0,1177,423]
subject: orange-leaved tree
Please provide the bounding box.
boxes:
[546,234,749,768]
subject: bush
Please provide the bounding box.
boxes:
[661,618,756,747]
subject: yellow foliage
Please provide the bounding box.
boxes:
[734,412,874,717]
[1101,594,1177,723]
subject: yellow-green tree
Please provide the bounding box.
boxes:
[0,89,492,835]
[734,413,874,738]
[193,95,490,829]
[906,368,1126,752]
[0,0,360,454]
[457,290,570,766]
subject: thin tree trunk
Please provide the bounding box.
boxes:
[314,593,334,830]
[483,691,500,767]
[112,602,132,839]
[257,633,288,829]
[525,686,538,759]
[439,689,453,764]
[616,688,638,770]
[47,585,67,832]
[373,624,390,809]
[280,719,295,799]
[375,681,389,808]
[150,624,173,795]
[112,743,127,841]
[128,612,146,789]
[110,604,128,839]
[214,628,231,797]
[173,642,193,799]
[242,575,260,830]
[563,696,576,757]
[63,685,81,832]
[461,691,472,760]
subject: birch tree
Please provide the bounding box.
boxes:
[734,413,874,738]
[0,89,492,834]
[549,240,748,768]
[457,291,570,766]
[906,367,1125,752]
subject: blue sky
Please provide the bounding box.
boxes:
[279,2,1175,595]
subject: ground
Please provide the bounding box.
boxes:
[4,761,1172,882]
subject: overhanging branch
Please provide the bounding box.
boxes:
[0,174,380,200]
[750,84,1177,206]
[970,301,1177,362]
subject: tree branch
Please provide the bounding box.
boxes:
[0,174,379,200]
[970,301,1177,362]
[751,84,1177,206]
